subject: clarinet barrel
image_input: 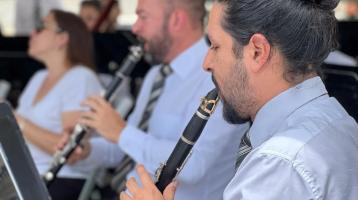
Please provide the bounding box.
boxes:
[155,89,219,192]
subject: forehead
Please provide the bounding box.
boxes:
[137,0,166,13]
[81,5,100,12]
[207,3,228,38]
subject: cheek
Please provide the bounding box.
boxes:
[29,37,53,56]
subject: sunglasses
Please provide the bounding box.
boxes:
[35,21,64,33]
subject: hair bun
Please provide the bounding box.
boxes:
[312,0,340,11]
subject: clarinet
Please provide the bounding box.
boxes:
[43,45,144,187]
[154,89,219,192]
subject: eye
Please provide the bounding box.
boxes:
[205,34,219,50]
[140,13,148,20]
[205,35,211,46]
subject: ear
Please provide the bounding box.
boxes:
[168,9,187,33]
[246,33,271,73]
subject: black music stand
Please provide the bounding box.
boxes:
[0,103,50,200]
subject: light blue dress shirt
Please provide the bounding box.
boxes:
[224,77,358,200]
[118,38,249,200]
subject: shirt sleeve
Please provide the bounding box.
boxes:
[60,68,102,112]
[224,152,317,200]
[118,125,177,173]
[72,137,125,171]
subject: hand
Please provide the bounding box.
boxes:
[56,129,91,165]
[80,96,126,143]
[14,112,28,131]
[119,165,177,200]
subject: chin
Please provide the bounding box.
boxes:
[222,99,250,124]
[27,48,35,57]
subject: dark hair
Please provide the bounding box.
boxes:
[81,0,101,11]
[217,0,339,82]
[51,9,96,70]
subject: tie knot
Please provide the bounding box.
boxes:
[160,64,173,77]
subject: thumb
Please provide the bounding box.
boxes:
[57,133,69,150]
[163,181,177,200]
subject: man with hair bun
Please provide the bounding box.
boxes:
[77,0,248,200]
[120,0,358,199]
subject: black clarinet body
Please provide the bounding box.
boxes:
[155,89,219,192]
[43,45,143,187]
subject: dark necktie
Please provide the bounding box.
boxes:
[138,64,172,131]
[235,130,252,169]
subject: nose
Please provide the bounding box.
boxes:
[29,30,38,41]
[203,52,212,72]
[131,19,140,35]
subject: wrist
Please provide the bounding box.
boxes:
[18,118,27,132]
[113,122,126,143]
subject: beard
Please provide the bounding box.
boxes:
[212,60,255,124]
[137,20,172,65]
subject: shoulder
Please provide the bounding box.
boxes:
[256,95,358,152]
[64,65,100,84]
[22,69,47,91]
[260,96,355,159]
[67,65,97,79]
[30,69,47,82]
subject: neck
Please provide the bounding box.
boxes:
[42,53,72,80]
[163,29,203,63]
[250,66,317,121]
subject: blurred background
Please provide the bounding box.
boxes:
[0,0,357,119]
[0,1,357,199]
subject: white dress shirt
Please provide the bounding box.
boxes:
[224,77,358,200]
[119,38,249,200]
[17,66,123,179]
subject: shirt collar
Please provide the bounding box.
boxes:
[249,76,329,148]
[167,37,208,79]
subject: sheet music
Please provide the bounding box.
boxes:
[0,144,22,200]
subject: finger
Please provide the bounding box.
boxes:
[163,181,177,200]
[56,133,71,150]
[63,126,74,134]
[120,191,131,200]
[80,111,98,121]
[89,95,110,107]
[79,116,98,129]
[136,165,155,187]
[56,136,67,150]
[126,177,139,194]
[81,96,103,112]
[68,147,83,165]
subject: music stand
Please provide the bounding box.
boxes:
[0,103,50,200]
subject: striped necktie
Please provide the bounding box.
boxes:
[112,65,173,191]
[138,64,172,131]
[235,130,252,169]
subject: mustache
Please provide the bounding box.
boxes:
[211,75,223,99]
[211,75,218,88]
[136,36,146,44]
